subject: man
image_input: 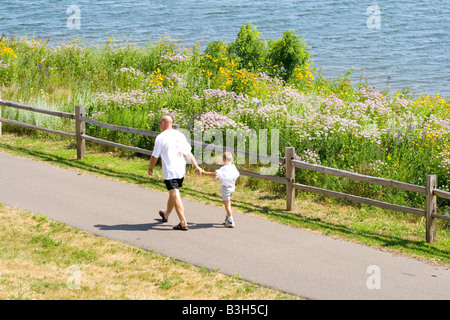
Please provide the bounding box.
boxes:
[148,115,201,231]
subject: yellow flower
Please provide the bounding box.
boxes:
[0,46,18,59]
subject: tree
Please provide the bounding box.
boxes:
[267,30,310,81]
[229,22,267,72]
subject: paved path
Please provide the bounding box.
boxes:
[0,151,449,299]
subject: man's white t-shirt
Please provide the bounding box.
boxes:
[152,129,192,180]
[215,164,240,187]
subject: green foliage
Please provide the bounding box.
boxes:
[204,40,230,64]
[229,22,267,72]
[159,276,173,290]
[267,30,310,80]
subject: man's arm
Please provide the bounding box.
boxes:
[186,152,203,175]
[148,156,158,176]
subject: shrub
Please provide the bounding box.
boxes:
[229,22,267,72]
[267,30,310,81]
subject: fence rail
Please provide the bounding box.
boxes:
[1,100,449,242]
[291,159,426,194]
[292,182,426,216]
[291,158,427,216]
[0,100,75,119]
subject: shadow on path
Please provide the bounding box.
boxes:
[94,219,224,232]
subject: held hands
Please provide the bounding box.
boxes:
[148,166,205,176]
[149,167,204,176]
[196,166,204,176]
[188,153,204,176]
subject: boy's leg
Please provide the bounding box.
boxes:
[223,200,232,217]
[222,200,234,227]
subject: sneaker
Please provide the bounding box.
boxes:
[223,215,228,225]
[224,220,235,228]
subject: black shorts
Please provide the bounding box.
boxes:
[164,178,184,190]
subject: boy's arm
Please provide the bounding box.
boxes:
[203,171,216,176]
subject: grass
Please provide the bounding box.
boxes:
[0,132,449,267]
[0,202,300,300]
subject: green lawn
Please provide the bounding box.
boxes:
[0,203,299,300]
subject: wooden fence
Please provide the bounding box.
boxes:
[1,100,449,242]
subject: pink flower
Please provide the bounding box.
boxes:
[162,54,186,62]
[197,111,248,132]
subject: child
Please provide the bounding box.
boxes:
[203,152,240,228]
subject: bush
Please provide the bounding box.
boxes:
[203,24,311,91]
[229,22,267,72]
[267,30,310,81]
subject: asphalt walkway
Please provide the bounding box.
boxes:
[0,151,449,299]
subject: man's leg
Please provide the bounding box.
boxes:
[164,193,175,220]
[169,188,187,227]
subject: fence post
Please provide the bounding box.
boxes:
[75,105,85,159]
[286,147,295,211]
[425,174,437,243]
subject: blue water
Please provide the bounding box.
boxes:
[1,0,450,96]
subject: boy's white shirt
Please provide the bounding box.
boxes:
[215,164,240,187]
[152,129,191,180]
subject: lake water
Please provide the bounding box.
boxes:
[1,0,449,96]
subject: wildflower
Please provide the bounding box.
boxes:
[196,111,248,132]
[296,149,321,165]
[0,42,18,59]
[162,53,186,62]
[0,59,10,69]
[94,89,152,108]
[439,151,450,173]
[115,67,145,78]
